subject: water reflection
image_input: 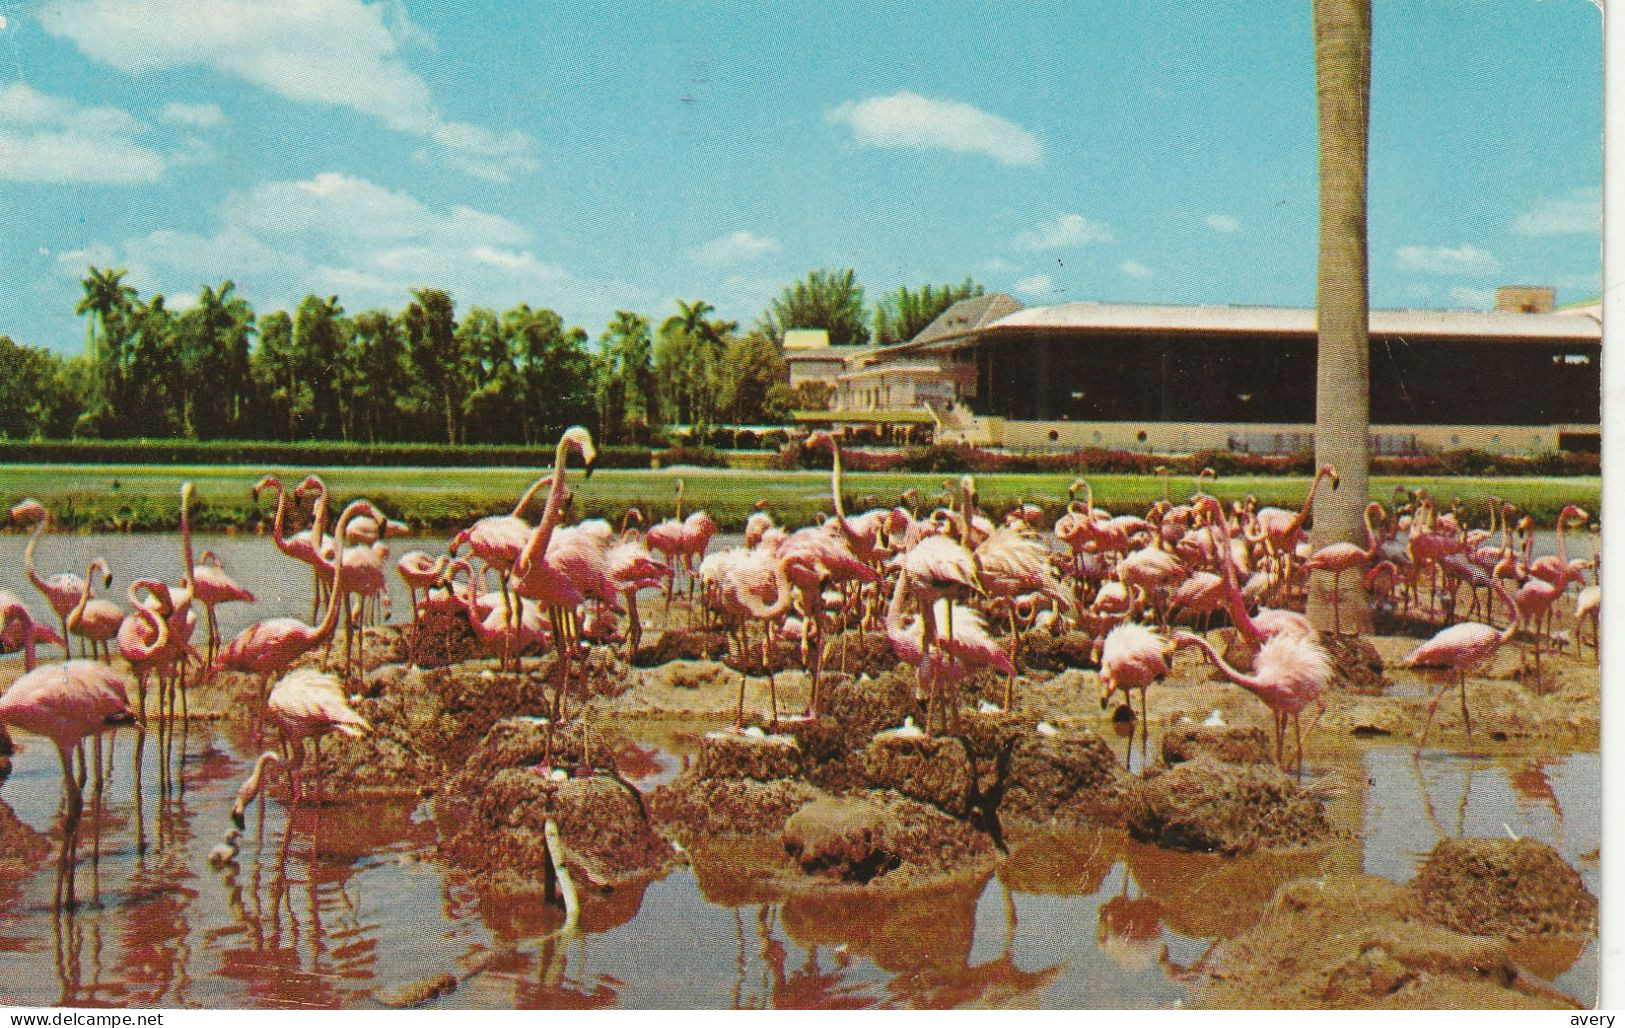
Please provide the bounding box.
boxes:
[0,702,1601,1009]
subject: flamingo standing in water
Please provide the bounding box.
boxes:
[211,500,381,728]
[13,499,111,658]
[1097,621,1175,769]
[1,591,65,658]
[1173,629,1332,773]
[0,623,144,908]
[116,583,172,716]
[192,550,256,666]
[254,474,329,619]
[1406,556,1521,751]
[62,560,119,661]
[396,552,452,624]
[230,666,372,829]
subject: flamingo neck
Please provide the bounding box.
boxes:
[22,513,48,593]
[518,435,579,574]
[128,606,168,663]
[1290,469,1330,534]
[1178,632,1267,693]
[313,503,369,641]
[512,476,552,519]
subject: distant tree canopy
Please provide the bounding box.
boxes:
[760,268,870,347]
[0,264,986,442]
[873,278,984,346]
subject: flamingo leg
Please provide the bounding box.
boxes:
[1416,677,1455,751]
[55,744,83,909]
[1458,670,1473,751]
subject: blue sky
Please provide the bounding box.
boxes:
[0,0,1603,355]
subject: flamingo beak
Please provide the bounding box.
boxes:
[1330,473,1342,491]
[584,457,597,480]
[102,569,113,589]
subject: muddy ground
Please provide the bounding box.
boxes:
[4,612,1597,1010]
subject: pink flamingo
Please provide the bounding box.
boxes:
[446,558,551,668]
[1173,629,1332,772]
[396,551,451,624]
[883,568,1012,733]
[449,474,554,626]
[211,500,381,725]
[604,517,670,660]
[192,549,257,664]
[116,583,172,716]
[0,590,65,657]
[0,626,141,908]
[510,427,598,716]
[229,666,372,830]
[62,560,118,661]
[1097,621,1175,767]
[1246,464,1338,577]
[1189,495,1313,653]
[646,479,719,612]
[708,542,798,726]
[1528,504,1589,586]
[254,474,330,619]
[1405,556,1520,750]
[972,521,1069,708]
[1300,501,1386,633]
[13,499,112,658]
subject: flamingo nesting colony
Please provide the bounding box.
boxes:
[0,425,1599,909]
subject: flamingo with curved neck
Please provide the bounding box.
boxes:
[1172,628,1331,772]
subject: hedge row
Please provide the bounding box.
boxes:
[0,438,1599,477]
[776,441,1601,477]
[0,438,728,470]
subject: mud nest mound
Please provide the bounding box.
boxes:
[649,774,822,840]
[442,767,672,893]
[631,629,729,666]
[400,663,556,766]
[1161,724,1273,767]
[821,669,920,746]
[996,725,1126,827]
[695,730,804,781]
[782,790,995,884]
[1120,757,1335,854]
[1191,875,1583,1009]
[830,632,905,678]
[861,732,976,816]
[1020,631,1099,673]
[1321,632,1392,694]
[1411,838,1597,938]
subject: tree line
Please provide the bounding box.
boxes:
[0,269,982,445]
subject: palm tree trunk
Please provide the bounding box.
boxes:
[1308,0,1374,634]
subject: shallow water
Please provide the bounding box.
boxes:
[0,718,1596,1009]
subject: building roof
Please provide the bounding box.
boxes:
[953,301,1601,345]
[783,346,874,364]
[836,362,953,383]
[877,292,1025,357]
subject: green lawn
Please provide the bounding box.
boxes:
[0,462,1598,532]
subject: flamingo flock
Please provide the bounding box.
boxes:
[0,427,1601,911]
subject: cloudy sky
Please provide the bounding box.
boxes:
[0,0,1602,353]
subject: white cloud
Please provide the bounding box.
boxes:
[1014,273,1053,297]
[57,170,632,320]
[982,256,1015,273]
[1205,213,1240,233]
[1395,243,1501,276]
[1011,213,1114,251]
[688,230,782,267]
[1448,286,1496,310]
[1119,259,1153,279]
[0,82,173,183]
[1511,186,1601,236]
[826,90,1042,167]
[158,101,226,128]
[40,0,537,181]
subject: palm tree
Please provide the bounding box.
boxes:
[75,267,136,362]
[1308,0,1373,633]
